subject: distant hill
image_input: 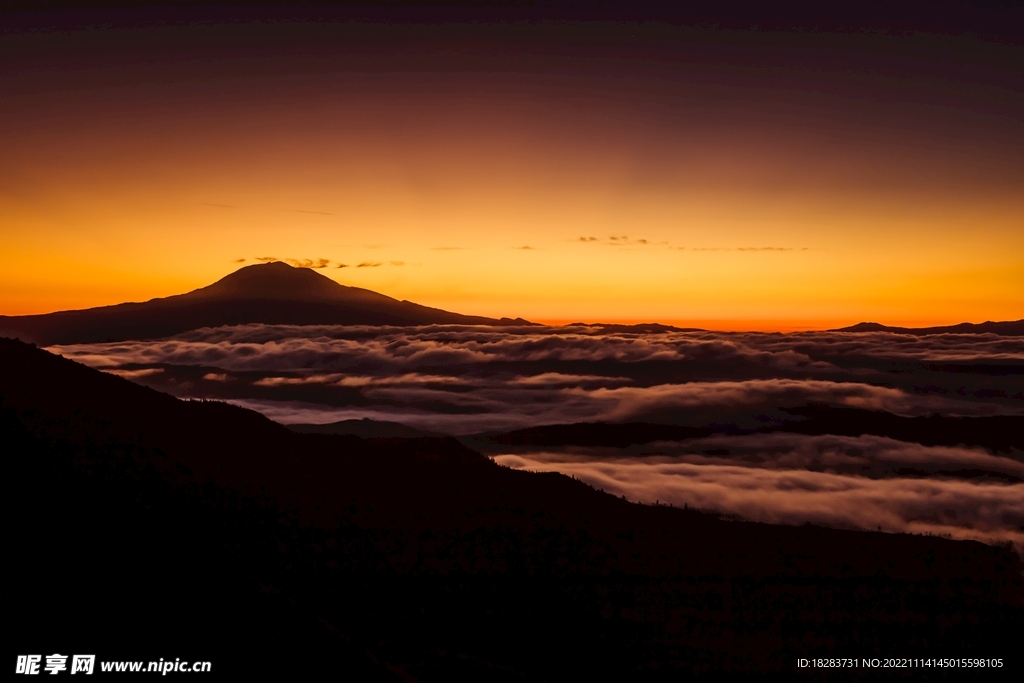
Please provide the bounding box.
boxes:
[0,262,533,346]
[836,320,1024,336]
[288,418,442,439]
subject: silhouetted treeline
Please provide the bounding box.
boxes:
[3,337,1022,679]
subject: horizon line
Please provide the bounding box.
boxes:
[531,319,903,333]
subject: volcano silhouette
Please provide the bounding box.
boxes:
[0,262,531,345]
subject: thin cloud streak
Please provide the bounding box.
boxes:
[577,236,808,252]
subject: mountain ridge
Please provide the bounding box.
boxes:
[836,319,1024,336]
[0,262,533,346]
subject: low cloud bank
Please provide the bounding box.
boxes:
[627,432,1024,481]
[493,448,1024,552]
[51,324,1024,372]
[209,378,999,435]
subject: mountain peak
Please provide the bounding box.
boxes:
[185,262,393,303]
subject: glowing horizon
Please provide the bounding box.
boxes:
[3,14,1021,327]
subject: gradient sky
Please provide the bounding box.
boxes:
[2,3,1022,328]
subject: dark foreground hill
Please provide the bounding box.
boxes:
[0,262,532,346]
[3,338,1021,679]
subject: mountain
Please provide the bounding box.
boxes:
[4,336,1022,677]
[0,262,533,346]
[836,320,1024,335]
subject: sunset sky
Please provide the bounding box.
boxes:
[2,3,1022,329]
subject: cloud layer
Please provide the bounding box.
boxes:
[48,324,1024,550]
[493,440,1024,552]
[50,324,1024,431]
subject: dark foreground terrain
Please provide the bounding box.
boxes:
[3,337,1021,679]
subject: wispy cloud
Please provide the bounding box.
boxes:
[737,247,808,252]
[579,235,658,247]
[353,259,405,267]
[286,258,331,268]
[686,247,808,252]
[577,235,806,252]
[282,209,334,216]
[202,372,230,382]
[107,367,164,379]
[252,257,331,268]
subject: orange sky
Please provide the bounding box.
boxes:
[2,12,1022,329]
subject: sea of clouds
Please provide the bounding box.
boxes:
[51,323,1024,428]
[50,324,1024,550]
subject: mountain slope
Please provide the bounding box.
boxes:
[0,262,532,346]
